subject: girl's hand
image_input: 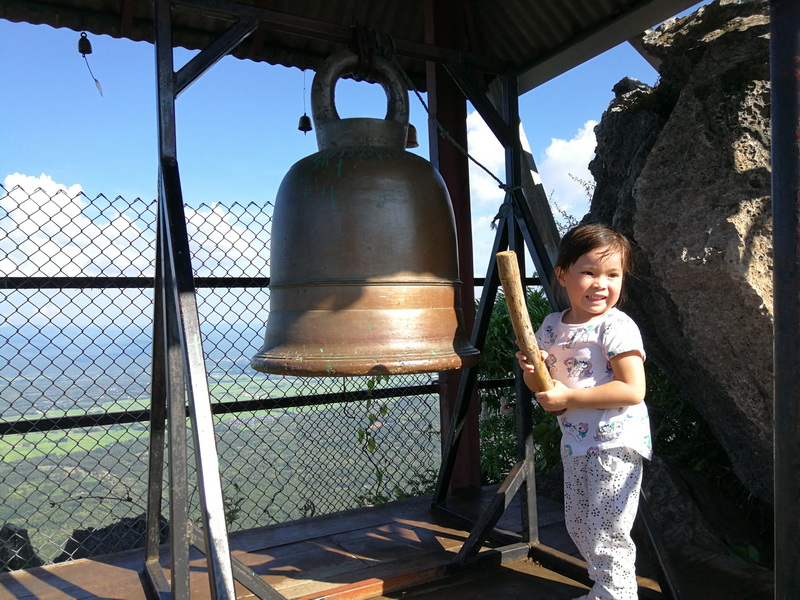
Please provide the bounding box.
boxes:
[515,348,566,415]
[534,381,571,413]
[515,348,548,373]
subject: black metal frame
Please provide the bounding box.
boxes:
[429,70,683,599]
[145,1,281,598]
[770,1,800,597]
[139,0,800,598]
[142,0,676,594]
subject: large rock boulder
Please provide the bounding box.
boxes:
[586,0,773,502]
[55,513,169,562]
[0,523,44,572]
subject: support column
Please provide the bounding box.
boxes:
[770,0,800,597]
[424,0,480,493]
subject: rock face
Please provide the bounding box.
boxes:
[0,523,44,572]
[586,0,773,501]
[55,513,169,563]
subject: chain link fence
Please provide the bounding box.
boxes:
[0,182,442,569]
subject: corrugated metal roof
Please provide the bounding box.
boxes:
[0,0,701,93]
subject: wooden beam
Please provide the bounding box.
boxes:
[514,0,702,93]
[424,0,481,494]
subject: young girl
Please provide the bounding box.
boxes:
[516,223,651,600]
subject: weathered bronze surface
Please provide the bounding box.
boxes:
[251,49,480,376]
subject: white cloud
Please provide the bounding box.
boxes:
[1,173,154,277]
[1,173,270,280]
[465,114,598,275]
[0,173,271,328]
[536,120,598,221]
[186,202,270,278]
[467,111,506,210]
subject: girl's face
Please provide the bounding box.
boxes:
[556,245,623,323]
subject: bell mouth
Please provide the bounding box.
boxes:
[251,282,480,377]
[251,346,480,377]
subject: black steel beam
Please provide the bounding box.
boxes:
[145,214,169,569]
[455,458,528,560]
[153,0,237,595]
[0,380,523,436]
[432,215,508,504]
[159,187,193,599]
[174,0,512,74]
[174,15,259,96]
[770,0,800,598]
[4,276,544,289]
[444,62,516,149]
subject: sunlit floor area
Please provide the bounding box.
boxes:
[0,488,772,600]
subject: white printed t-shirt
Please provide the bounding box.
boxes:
[535,307,652,460]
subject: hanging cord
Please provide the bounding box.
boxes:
[298,69,312,133]
[303,70,308,114]
[375,32,520,226]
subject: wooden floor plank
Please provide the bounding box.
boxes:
[0,557,150,600]
[0,489,582,600]
[0,486,771,600]
[229,495,435,554]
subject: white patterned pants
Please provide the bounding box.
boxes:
[562,447,643,600]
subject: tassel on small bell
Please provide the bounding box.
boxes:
[298,113,312,133]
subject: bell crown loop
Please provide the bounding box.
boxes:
[312,49,409,151]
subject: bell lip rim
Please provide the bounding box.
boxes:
[266,278,466,289]
[250,349,481,377]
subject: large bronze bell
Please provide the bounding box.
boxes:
[251,49,480,377]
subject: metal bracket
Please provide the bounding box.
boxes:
[430,70,684,600]
[144,2,285,599]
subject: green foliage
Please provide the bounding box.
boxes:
[299,499,316,519]
[477,288,561,484]
[355,466,437,506]
[645,362,726,471]
[223,483,244,527]
[477,414,517,484]
[392,468,437,500]
[193,482,244,529]
[732,544,761,565]
[478,287,552,381]
[645,361,774,568]
[531,417,562,473]
[354,375,437,506]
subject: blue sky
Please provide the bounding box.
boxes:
[1,11,699,277]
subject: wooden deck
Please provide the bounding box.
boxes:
[0,488,772,600]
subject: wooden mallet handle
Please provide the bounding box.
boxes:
[496,251,555,394]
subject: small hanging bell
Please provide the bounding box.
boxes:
[405,123,419,148]
[78,32,92,56]
[298,113,312,133]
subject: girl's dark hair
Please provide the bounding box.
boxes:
[556,223,633,274]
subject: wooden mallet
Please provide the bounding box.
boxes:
[496,250,556,397]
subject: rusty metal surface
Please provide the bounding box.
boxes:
[252,50,479,376]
